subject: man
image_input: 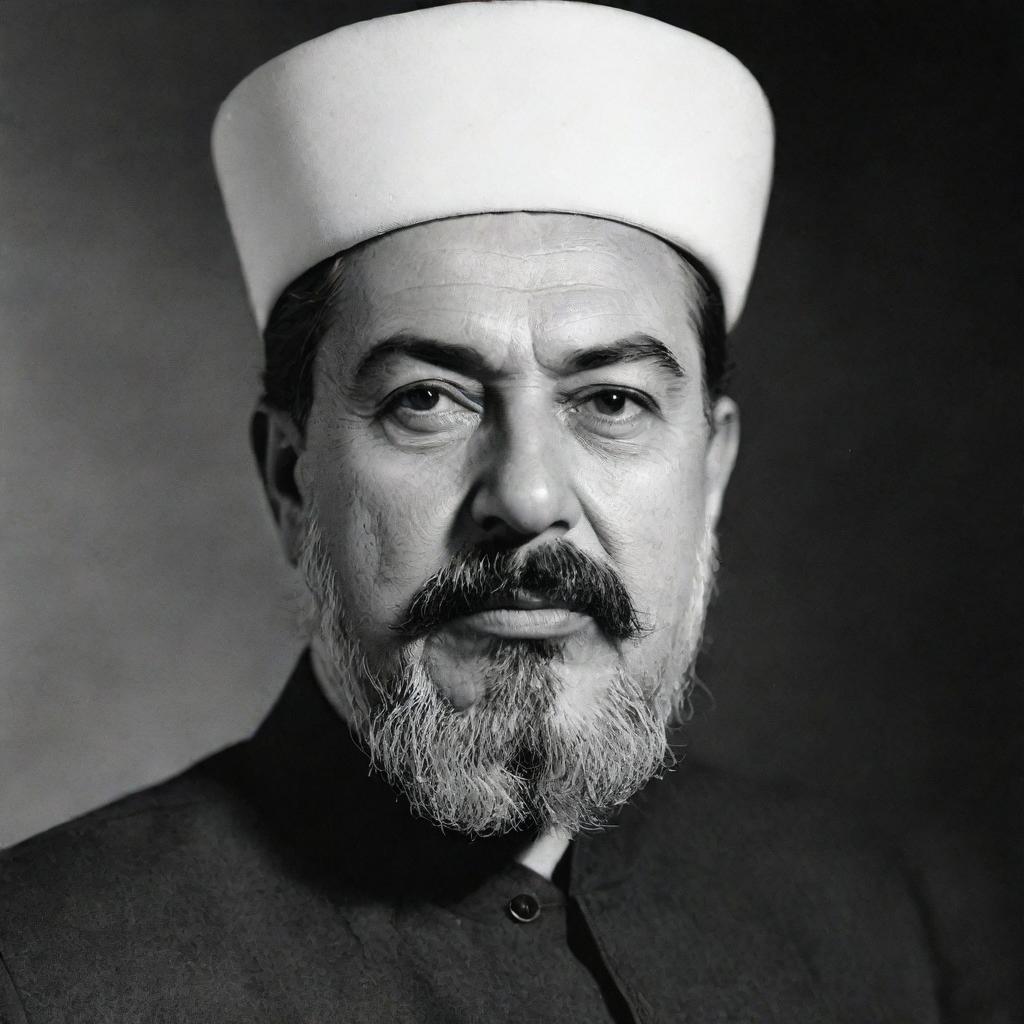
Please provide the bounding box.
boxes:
[0,3,942,1020]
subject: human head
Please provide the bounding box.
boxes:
[251,211,740,834]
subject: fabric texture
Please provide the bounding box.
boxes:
[0,652,942,1022]
[212,1,773,332]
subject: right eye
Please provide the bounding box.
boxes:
[393,386,445,412]
[380,382,483,436]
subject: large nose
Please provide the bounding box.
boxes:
[468,410,581,545]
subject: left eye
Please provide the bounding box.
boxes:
[568,387,655,438]
[587,390,633,416]
[579,389,648,418]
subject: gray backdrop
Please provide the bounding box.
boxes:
[2,0,1019,1006]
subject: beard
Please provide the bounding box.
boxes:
[297,514,718,837]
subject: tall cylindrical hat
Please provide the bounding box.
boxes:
[212,1,774,332]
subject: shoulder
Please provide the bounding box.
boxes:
[0,743,255,892]
[0,744,298,1020]
[628,762,943,1019]
[0,744,260,952]
[639,759,918,885]
[641,760,935,935]
[0,736,415,1022]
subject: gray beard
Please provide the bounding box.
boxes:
[297,514,717,836]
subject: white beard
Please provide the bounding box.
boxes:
[297,513,718,836]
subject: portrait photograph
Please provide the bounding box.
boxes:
[1,1,1019,1020]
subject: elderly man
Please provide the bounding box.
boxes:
[0,4,941,1021]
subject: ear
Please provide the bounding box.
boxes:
[250,403,307,565]
[703,396,740,530]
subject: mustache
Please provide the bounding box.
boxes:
[394,541,647,642]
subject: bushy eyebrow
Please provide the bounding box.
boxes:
[354,335,492,383]
[564,333,686,379]
[353,331,686,383]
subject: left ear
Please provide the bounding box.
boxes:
[703,396,740,530]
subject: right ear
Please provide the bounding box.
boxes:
[250,403,307,565]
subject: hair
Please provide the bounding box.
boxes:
[261,229,730,432]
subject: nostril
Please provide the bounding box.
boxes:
[480,521,537,548]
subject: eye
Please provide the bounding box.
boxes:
[396,386,444,411]
[380,381,482,436]
[588,390,632,416]
[578,388,651,419]
[569,386,656,438]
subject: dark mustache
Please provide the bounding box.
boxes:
[395,541,647,642]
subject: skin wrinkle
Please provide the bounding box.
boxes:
[353,336,686,403]
[267,212,738,835]
[363,281,642,296]
[400,234,650,266]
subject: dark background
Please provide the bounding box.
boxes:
[2,0,1019,1014]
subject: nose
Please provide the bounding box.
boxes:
[468,413,581,545]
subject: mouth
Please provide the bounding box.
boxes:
[452,590,593,639]
[476,589,575,612]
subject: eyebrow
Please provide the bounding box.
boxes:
[354,335,493,383]
[565,333,686,379]
[353,331,686,383]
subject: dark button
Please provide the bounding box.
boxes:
[507,892,541,923]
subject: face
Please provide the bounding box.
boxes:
[260,212,739,833]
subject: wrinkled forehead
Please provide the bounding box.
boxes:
[327,212,703,367]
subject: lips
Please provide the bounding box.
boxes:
[447,589,592,639]
[474,589,580,614]
[452,606,594,640]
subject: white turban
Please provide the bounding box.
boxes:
[213,1,774,332]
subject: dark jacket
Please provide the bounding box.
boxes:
[0,653,941,1022]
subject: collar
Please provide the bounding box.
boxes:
[237,651,649,910]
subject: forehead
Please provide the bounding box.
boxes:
[330,212,701,363]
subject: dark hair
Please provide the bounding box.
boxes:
[261,238,730,432]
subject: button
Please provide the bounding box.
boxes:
[507,892,541,923]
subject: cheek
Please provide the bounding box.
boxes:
[309,441,465,641]
[587,438,708,626]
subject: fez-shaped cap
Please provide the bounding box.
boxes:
[212,1,774,332]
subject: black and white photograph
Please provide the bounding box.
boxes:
[1,1,1019,1020]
